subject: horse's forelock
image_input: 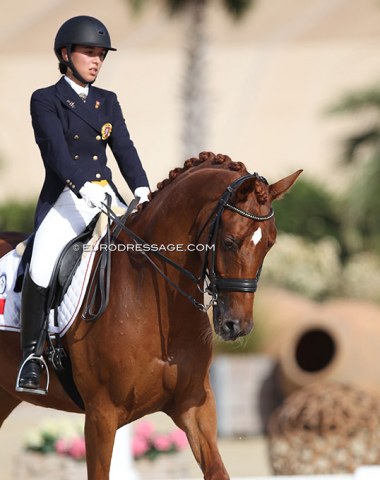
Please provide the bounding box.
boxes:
[254,182,270,205]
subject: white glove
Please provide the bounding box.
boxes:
[79,182,106,209]
[134,186,150,204]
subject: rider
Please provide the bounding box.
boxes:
[16,16,150,394]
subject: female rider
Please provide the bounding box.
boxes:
[16,16,150,394]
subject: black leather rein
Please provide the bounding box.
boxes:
[101,173,274,312]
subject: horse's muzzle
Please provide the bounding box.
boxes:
[213,303,253,341]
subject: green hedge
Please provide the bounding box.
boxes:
[273,178,345,253]
[0,201,36,233]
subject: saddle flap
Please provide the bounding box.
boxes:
[48,214,100,308]
[57,239,87,293]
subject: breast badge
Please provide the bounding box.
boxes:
[101,123,112,140]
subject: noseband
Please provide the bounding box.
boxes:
[101,173,274,312]
[202,173,274,302]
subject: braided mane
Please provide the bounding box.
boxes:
[150,152,248,200]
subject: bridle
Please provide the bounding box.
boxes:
[203,173,274,303]
[101,172,274,312]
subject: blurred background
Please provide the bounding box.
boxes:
[1,0,380,478]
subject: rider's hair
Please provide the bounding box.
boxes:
[58,62,67,74]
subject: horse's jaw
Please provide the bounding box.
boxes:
[212,297,254,341]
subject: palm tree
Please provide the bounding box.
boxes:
[128,0,256,157]
[328,86,380,254]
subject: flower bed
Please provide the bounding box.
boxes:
[16,417,191,479]
[24,417,86,460]
[132,420,188,461]
[132,420,193,479]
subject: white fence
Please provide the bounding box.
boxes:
[196,469,380,480]
[224,468,380,480]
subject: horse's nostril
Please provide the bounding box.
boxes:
[224,319,239,335]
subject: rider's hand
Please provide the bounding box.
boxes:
[79,182,106,209]
[134,186,150,204]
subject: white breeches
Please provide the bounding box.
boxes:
[30,185,126,288]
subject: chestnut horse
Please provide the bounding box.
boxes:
[0,152,301,479]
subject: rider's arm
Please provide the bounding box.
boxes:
[30,89,89,195]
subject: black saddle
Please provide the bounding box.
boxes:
[48,214,100,310]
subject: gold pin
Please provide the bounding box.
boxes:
[95,100,100,109]
[66,99,75,109]
[101,122,112,140]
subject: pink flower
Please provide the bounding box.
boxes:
[67,437,86,460]
[170,429,189,450]
[55,438,68,455]
[153,434,172,452]
[132,436,149,458]
[134,421,155,440]
[132,422,188,460]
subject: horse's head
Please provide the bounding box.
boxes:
[207,169,302,341]
[137,154,301,342]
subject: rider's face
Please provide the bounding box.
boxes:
[62,45,106,86]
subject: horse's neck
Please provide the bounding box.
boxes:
[132,168,236,243]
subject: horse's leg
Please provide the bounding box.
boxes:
[84,399,119,480]
[171,385,229,480]
[0,387,22,428]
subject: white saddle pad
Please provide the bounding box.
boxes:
[0,235,102,337]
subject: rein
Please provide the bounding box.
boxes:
[101,203,205,310]
[101,173,274,312]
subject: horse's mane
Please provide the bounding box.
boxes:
[150,151,248,201]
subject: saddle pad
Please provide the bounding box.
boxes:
[0,235,102,337]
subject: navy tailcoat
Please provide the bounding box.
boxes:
[31,76,149,230]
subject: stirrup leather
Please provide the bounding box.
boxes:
[15,353,50,395]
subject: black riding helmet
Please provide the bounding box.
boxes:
[54,16,116,84]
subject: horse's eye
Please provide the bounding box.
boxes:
[223,236,238,252]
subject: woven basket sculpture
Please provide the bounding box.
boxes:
[268,382,380,475]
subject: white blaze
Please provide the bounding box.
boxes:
[251,227,262,246]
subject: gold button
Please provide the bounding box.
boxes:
[66,179,70,183]
[72,185,76,189]
[74,155,79,160]
[96,135,101,141]
[92,155,98,161]
[74,134,79,140]
[95,173,101,179]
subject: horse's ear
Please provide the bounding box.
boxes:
[269,169,303,201]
